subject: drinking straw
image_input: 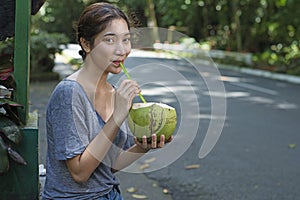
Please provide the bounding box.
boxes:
[120,62,147,103]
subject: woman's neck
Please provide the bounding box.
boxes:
[74,61,112,105]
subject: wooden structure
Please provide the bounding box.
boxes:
[0,0,40,199]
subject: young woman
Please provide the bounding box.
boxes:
[42,2,170,200]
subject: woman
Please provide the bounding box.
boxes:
[42,2,170,200]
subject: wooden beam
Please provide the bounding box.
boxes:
[14,0,31,124]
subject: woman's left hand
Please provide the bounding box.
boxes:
[134,134,173,150]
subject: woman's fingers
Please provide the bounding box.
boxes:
[117,80,141,107]
[142,136,148,149]
[151,134,157,148]
[134,134,172,150]
[113,80,140,125]
[119,80,140,96]
[159,134,165,148]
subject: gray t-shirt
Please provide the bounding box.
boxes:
[42,79,133,200]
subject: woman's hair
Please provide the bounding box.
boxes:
[76,2,130,60]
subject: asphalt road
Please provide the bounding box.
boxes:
[115,56,300,200]
[31,53,300,200]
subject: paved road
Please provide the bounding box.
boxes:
[31,53,300,200]
[114,56,300,200]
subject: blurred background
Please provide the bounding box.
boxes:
[1,1,300,200]
[2,0,300,80]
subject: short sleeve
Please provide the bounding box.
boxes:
[47,81,90,160]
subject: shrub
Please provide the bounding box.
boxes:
[30,31,69,74]
[253,41,300,75]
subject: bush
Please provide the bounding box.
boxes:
[30,31,69,74]
[0,38,14,56]
[253,41,300,75]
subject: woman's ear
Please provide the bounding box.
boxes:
[80,37,91,53]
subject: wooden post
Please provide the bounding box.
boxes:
[0,0,39,199]
[14,0,31,124]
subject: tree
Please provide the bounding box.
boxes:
[30,0,300,74]
[32,0,86,42]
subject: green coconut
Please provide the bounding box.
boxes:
[128,102,177,141]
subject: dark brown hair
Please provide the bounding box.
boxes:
[76,2,130,60]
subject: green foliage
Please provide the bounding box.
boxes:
[0,38,14,73]
[0,97,26,174]
[253,41,300,75]
[0,74,25,174]
[30,31,69,74]
[0,38,14,55]
[31,0,86,42]
[31,0,300,76]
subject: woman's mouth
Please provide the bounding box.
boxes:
[113,61,120,66]
[112,60,122,66]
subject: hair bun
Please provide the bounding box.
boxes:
[78,50,83,56]
[78,49,86,60]
[79,50,85,56]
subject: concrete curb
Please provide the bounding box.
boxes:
[217,63,300,85]
[129,49,300,85]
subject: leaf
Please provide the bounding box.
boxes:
[132,194,148,199]
[7,147,27,165]
[288,143,296,149]
[0,136,9,174]
[0,115,22,144]
[185,164,201,170]
[126,187,137,193]
[0,98,23,107]
[144,157,156,163]
[0,85,11,98]
[139,163,150,170]
[162,188,169,194]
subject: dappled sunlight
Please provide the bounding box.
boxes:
[129,49,180,60]
[244,96,274,104]
[230,82,278,95]
[189,113,227,121]
[226,94,299,110]
[138,79,198,94]
[203,91,250,98]
[275,102,298,110]
[219,76,241,82]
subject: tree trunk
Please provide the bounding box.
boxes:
[146,0,159,42]
[232,0,242,51]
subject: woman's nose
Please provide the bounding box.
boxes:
[115,43,126,55]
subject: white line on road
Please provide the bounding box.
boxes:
[230,82,278,95]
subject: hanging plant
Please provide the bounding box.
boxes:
[0,87,26,174]
[0,115,27,174]
[0,0,46,176]
[0,43,26,174]
[0,84,26,174]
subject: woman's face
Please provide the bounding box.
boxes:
[88,18,131,74]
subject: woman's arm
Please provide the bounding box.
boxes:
[65,117,120,183]
[65,80,140,183]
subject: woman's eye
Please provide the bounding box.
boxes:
[123,38,131,43]
[104,38,114,43]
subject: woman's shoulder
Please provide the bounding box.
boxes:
[49,79,85,103]
[56,79,81,89]
[53,79,83,95]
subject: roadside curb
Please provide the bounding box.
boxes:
[218,64,300,85]
[189,57,300,85]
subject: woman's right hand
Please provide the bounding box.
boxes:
[113,79,141,125]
